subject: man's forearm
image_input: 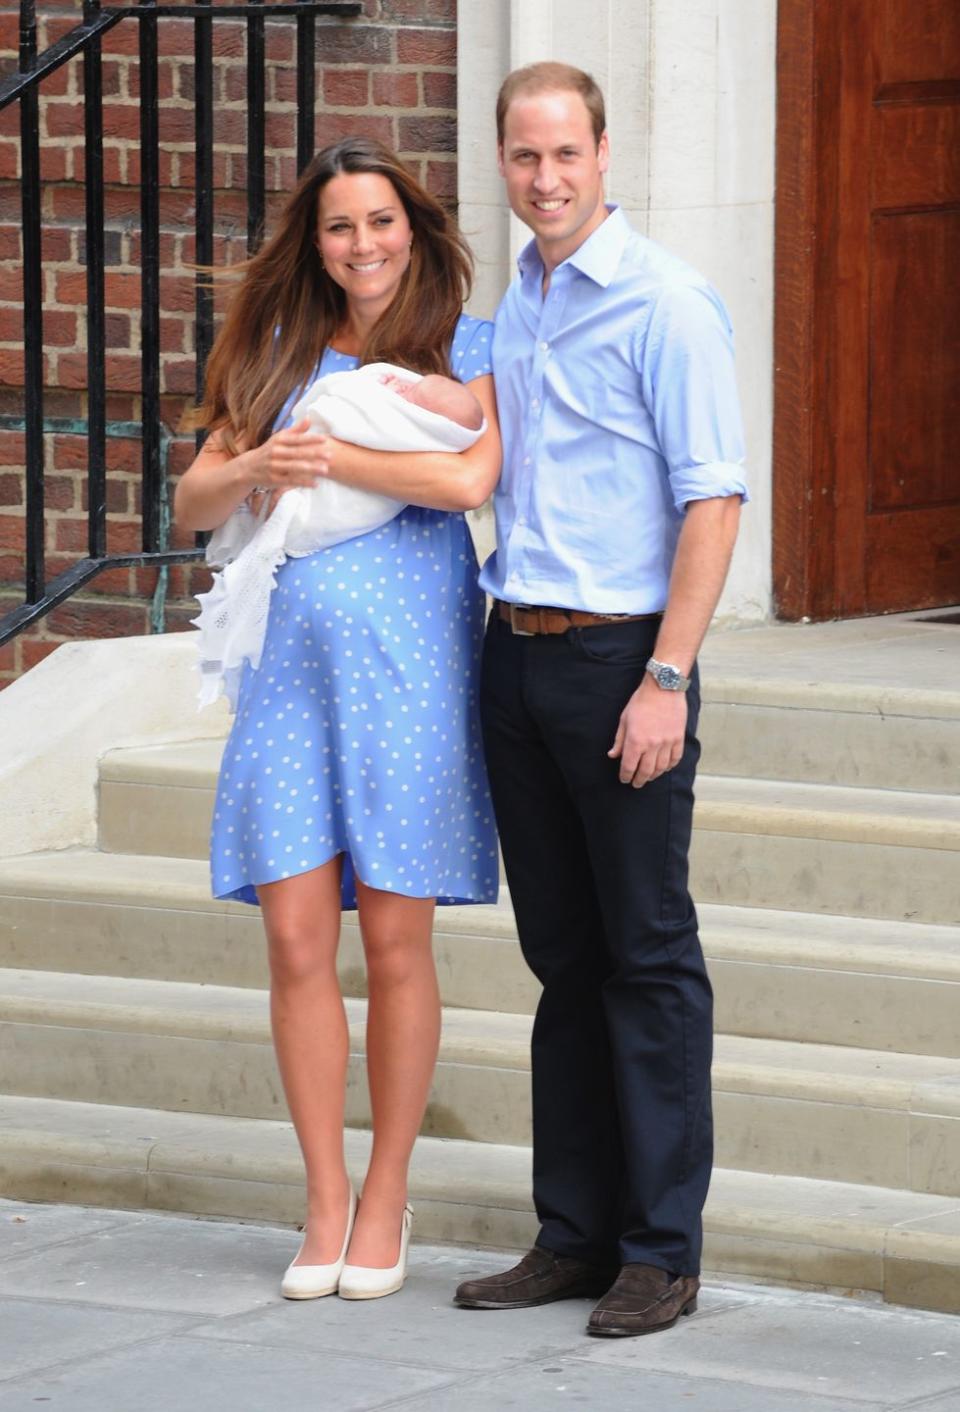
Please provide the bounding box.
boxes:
[652,495,742,674]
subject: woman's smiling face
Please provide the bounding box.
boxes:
[317,171,413,319]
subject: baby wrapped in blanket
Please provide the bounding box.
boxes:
[193,362,485,709]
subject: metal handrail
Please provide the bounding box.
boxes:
[0,0,362,648]
[0,2,361,108]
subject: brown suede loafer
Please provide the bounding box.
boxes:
[586,1263,699,1336]
[455,1246,619,1310]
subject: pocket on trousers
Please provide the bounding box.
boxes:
[572,621,658,666]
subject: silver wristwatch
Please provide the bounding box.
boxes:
[645,657,691,692]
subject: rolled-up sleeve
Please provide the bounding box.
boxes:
[637,282,748,513]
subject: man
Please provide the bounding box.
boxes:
[454,62,747,1337]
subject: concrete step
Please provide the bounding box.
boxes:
[2,1092,959,1314]
[0,967,529,1146]
[698,614,960,793]
[3,967,960,1195]
[98,739,223,862]
[2,850,959,1056]
[690,776,959,924]
[5,850,960,1055]
[698,693,960,794]
[97,742,960,923]
[0,851,536,1018]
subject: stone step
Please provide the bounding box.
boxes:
[698,615,960,794]
[0,966,525,1146]
[97,742,960,923]
[0,851,536,1019]
[2,851,959,1056]
[3,967,960,1195]
[98,739,222,862]
[690,776,959,924]
[698,693,960,794]
[1,1092,958,1314]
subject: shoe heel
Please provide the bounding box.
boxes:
[338,1203,413,1301]
[281,1187,357,1300]
[682,1296,698,1316]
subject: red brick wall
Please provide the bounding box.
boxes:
[0,0,457,687]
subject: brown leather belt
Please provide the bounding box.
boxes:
[496,600,662,636]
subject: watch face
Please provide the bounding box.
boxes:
[647,658,686,690]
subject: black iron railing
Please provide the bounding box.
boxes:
[0,0,361,646]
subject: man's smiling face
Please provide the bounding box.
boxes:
[498,88,610,272]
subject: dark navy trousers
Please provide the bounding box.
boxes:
[480,611,713,1276]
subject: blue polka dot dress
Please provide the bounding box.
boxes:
[210,314,499,910]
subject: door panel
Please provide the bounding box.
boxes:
[865,509,960,611]
[871,106,960,209]
[869,211,960,514]
[878,0,960,83]
[773,0,960,617]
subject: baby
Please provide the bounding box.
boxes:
[380,371,484,432]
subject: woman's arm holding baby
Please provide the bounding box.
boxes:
[312,375,501,513]
[174,422,330,532]
[176,375,501,528]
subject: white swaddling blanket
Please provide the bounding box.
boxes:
[193,361,484,710]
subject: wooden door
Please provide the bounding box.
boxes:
[774,0,960,619]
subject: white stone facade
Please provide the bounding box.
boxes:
[458,0,776,623]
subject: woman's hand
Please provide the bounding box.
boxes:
[175,419,333,532]
[249,418,331,490]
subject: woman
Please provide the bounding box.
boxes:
[174,138,501,1301]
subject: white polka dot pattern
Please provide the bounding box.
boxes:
[210,315,498,910]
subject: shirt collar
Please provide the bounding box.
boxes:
[517,204,629,289]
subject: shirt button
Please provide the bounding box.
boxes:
[538,341,549,351]
[531,397,540,410]
[523,456,531,466]
[518,515,527,526]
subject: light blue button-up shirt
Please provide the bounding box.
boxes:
[479,207,748,614]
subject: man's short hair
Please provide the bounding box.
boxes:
[496,62,606,148]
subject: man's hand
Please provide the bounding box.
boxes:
[607,676,687,787]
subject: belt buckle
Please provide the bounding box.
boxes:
[509,603,535,636]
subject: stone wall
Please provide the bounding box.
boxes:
[0,0,458,686]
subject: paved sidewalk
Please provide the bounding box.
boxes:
[1,1199,959,1411]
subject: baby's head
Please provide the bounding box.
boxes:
[386,373,484,432]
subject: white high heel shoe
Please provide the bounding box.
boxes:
[281,1188,357,1300]
[338,1203,413,1301]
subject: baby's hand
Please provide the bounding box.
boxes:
[379,372,414,400]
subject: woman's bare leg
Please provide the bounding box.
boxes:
[258,858,352,1264]
[346,882,439,1267]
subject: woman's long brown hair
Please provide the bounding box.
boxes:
[196,138,475,456]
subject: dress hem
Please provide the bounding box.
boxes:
[213,847,499,911]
